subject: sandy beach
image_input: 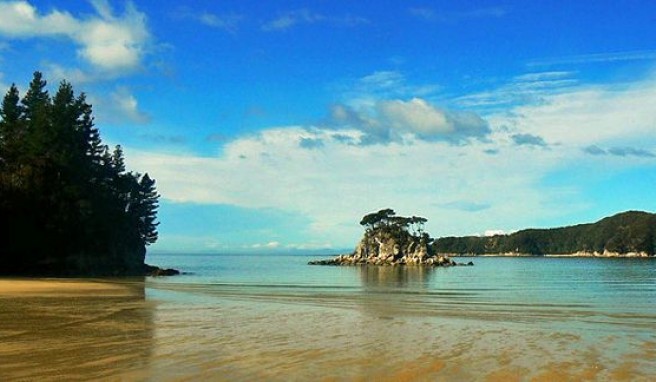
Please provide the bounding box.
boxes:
[0,278,140,296]
[1,274,655,381]
[0,278,154,381]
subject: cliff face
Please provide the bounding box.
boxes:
[353,229,433,264]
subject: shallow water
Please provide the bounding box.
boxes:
[1,255,655,381]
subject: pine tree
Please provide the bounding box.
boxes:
[136,173,160,245]
[0,84,23,166]
[0,72,160,275]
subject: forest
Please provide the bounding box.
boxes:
[433,211,656,255]
[0,72,159,275]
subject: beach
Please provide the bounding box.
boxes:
[1,255,655,381]
[0,278,153,381]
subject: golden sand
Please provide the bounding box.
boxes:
[0,278,135,296]
[1,279,654,381]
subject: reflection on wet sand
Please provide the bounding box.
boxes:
[144,285,656,381]
[143,267,656,381]
[358,265,433,289]
[0,278,153,381]
[2,275,655,380]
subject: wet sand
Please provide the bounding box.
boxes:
[142,284,656,382]
[0,278,153,381]
[1,278,655,381]
[0,279,138,296]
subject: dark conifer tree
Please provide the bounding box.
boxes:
[0,72,160,275]
[0,84,23,166]
[135,173,160,246]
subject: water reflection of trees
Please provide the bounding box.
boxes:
[0,279,153,379]
[358,265,434,289]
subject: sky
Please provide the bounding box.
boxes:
[1,0,655,253]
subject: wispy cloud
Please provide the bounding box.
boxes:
[409,6,507,22]
[455,70,578,109]
[45,63,98,84]
[529,50,656,67]
[438,200,492,212]
[172,6,243,33]
[0,71,8,92]
[583,145,655,158]
[90,86,150,124]
[339,70,441,110]
[512,133,548,147]
[262,8,368,31]
[139,133,187,145]
[0,0,150,74]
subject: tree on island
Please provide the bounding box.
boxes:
[309,208,463,266]
[360,208,429,241]
[0,72,159,275]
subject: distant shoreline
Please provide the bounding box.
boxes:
[445,251,652,258]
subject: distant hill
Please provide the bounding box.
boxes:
[433,211,656,256]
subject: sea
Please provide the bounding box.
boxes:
[141,253,656,381]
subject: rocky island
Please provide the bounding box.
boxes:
[310,209,472,267]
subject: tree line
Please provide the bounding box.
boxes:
[0,72,159,275]
[433,211,656,255]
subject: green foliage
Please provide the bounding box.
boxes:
[0,72,159,275]
[359,209,431,241]
[433,211,656,255]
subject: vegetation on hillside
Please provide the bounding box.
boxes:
[0,72,159,275]
[433,211,656,255]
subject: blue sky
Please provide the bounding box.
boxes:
[1,0,656,253]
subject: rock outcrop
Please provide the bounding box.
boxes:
[310,219,472,267]
[310,209,474,267]
[143,264,181,276]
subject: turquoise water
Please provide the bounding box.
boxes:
[143,254,656,380]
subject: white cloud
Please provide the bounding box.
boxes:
[529,50,656,67]
[379,98,451,134]
[45,63,95,84]
[125,73,656,247]
[125,126,558,245]
[262,9,322,31]
[343,70,441,104]
[495,78,656,146]
[0,0,150,73]
[89,86,149,124]
[409,6,507,22]
[329,70,484,144]
[360,71,405,89]
[330,97,489,144]
[455,70,578,109]
[262,8,368,31]
[251,241,281,249]
[197,12,242,31]
[172,7,243,33]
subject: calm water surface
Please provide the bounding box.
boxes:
[142,254,656,381]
